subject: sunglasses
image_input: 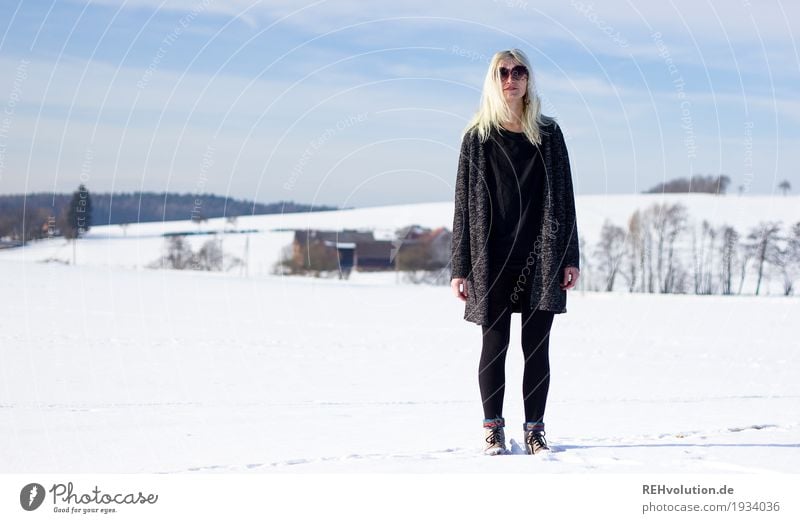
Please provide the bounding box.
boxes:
[498,65,529,81]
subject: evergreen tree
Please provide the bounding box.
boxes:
[65,184,93,239]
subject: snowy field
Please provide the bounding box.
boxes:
[1,254,798,473]
[1,194,797,474]
[3,193,799,296]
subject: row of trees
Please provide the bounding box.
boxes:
[0,189,337,244]
[643,174,792,196]
[590,202,800,296]
[0,185,93,242]
[645,174,732,194]
[148,235,243,272]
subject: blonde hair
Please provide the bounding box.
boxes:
[462,48,548,145]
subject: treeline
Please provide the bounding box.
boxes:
[0,191,338,243]
[643,174,793,195]
[644,175,731,194]
[585,202,800,296]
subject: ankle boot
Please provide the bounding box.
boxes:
[483,417,507,455]
[523,422,550,455]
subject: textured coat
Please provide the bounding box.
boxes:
[450,116,580,326]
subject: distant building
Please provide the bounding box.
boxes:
[292,229,391,276]
[290,226,451,276]
[354,240,396,271]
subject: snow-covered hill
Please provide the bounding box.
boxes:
[1,193,798,472]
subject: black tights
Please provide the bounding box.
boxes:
[479,266,555,424]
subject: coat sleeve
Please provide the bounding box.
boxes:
[450,132,472,279]
[555,122,580,270]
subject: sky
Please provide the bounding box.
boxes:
[0,0,798,209]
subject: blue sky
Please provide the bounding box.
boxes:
[0,0,798,208]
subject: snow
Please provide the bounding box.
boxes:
[0,194,797,473]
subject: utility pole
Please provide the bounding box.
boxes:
[243,234,250,277]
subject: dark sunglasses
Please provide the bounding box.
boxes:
[498,65,528,81]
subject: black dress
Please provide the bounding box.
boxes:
[485,125,546,317]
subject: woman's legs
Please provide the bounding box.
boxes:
[520,307,555,426]
[478,267,515,420]
[478,265,556,425]
[479,308,512,420]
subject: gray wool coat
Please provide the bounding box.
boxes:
[450,116,580,326]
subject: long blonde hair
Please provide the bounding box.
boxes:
[463,49,548,145]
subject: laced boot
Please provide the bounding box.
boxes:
[483,417,507,455]
[523,422,550,455]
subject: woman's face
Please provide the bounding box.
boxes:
[498,58,528,106]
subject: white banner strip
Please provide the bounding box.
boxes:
[1,473,798,522]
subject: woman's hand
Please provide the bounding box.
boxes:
[560,266,580,290]
[451,278,469,302]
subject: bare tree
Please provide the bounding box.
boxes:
[644,211,655,293]
[719,226,739,295]
[745,221,782,295]
[646,202,688,293]
[692,220,718,295]
[624,210,644,292]
[595,219,626,291]
[577,236,589,291]
[162,235,194,270]
[736,240,754,295]
[194,237,224,271]
[664,204,688,293]
[778,180,791,195]
[632,209,657,293]
[788,222,800,294]
[767,222,800,295]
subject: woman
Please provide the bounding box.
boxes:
[450,49,580,456]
